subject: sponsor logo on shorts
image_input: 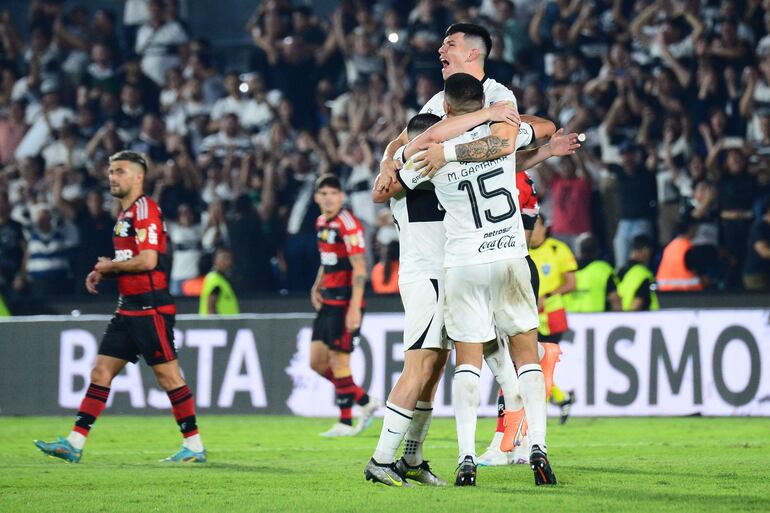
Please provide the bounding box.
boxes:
[478,235,517,253]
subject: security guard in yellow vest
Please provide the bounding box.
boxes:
[616,235,659,311]
[199,248,240,315]
[564,233,621,312]
[528,216,577,422]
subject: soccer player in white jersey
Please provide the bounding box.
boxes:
[364,102,526,487]
[399,73,557,486]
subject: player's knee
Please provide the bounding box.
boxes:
[329,353,350,373]
[155,373,183,391]
[90,366,114,386]
[310,359,328,375]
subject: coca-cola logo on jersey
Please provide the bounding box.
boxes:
[478,235,517,253]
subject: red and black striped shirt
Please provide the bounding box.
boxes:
[112,195,175,315]
[316,208,366,306]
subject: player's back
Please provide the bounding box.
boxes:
[424,126,527,268]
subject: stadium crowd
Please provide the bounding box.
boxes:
[1,0,770,308]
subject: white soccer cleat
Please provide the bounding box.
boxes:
[477,444,512,467]
[320,422,356,437]
[354,397,382,434]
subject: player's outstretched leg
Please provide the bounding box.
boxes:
[153,360,206,463]
[550,386,575,425]
[452,353,482,486]
[530,445,557,485]
[34,355,126,463]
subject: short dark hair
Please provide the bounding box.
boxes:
[315,173,342,191]
[109,150,148,173]
[407,113,441,140]
[444,73,484,113]
[631,234,655,252]
[445,23,492,58]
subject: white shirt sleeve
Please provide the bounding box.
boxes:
[515,122,534,149]
[397,151,431,190]
[419,92,446,116]
[485,81,517,109]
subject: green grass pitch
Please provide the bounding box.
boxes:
[1,416,768,513]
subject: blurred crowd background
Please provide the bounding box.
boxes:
[1,0,770,308]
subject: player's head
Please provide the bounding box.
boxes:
[213,247,234,274]
[314,173,344,217]
[406,113,441,140]
[629,234,654,264]
[443,73,484,117]
[107,150,148,199]
[440,23,491,79]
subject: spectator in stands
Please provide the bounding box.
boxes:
[546,153,592,251]
[0,99,27,165]
[135,0,188,86]
[153,155,200,221]
[610,142,657,268]
[743,199,770,290]
[168,203,203,295]
[15,80,74,160]
[199,112,252,159]
[209,71,248,131]
[130,112,168,163]
[24,204,78,296]
[656,216,704,292]
[0,190,26,297]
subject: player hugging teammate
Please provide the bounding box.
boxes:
[368,23,581,487]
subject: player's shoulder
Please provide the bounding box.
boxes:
[132,195,161,221]
[483,78,516,105]
[420,91,445,115]
[338,208,363,232]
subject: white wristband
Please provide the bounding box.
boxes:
[443,143,457,162]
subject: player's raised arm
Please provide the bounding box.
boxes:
[372,172,403,203]
[516,129,582,170]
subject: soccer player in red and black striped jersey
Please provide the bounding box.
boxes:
[34,151,206,463]
[309,174,381,437]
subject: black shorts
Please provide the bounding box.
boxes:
[539,332,564,344]
[526,254,539,301]
[311,304,363,354]
[99,312,177,366]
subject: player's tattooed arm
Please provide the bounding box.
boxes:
[454,135,512,162]
[346,253,367,331]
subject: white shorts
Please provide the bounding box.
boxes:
[444,257,539,343]
[399,278,449,351]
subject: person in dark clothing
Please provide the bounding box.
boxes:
[743,198,770,290]
[609,142,657,268]
[73,190,116,295]
[0,190,26,297]
[227,194,274,292]
[718,149,757,288]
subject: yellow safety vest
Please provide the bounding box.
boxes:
[199,271,240,315]
[564,260,617,312]
[618,263,659,311]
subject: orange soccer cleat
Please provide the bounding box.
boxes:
[500,408,526,452]
[540,342,561,399]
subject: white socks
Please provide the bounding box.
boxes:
[183,433,204,453]
[402,401,432,466]
[67,431,86,450]
[517,363,547,452]
[373,402,413,464]
[453,364,481,464]
[484,343,523,411]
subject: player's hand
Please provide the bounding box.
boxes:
[376,158,402,192]
[487,101,521,126]
[85,271,102,295]
[310,286,323,311]
[93,257,114,275]
[345,306,362,332]
[413,142,446,178]
[549,128,581,156]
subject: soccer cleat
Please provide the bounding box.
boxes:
[454,456,477,486]
[558,391,576,425]
[34,437,82,463]
[320,422,356,437]
[354,396,383,434]
[395,458,447,486]
[161,446,207,463]
[540,342,561,399]
[477,444,511,467]
[530,445,557,485]
[364,458,411,487]
[500,408,525,452]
